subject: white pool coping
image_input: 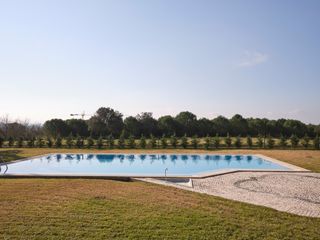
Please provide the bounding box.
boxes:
[0,153,310,179]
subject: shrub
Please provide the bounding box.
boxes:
[191,135,199,149]
[266,135,275,149]
[257,134,263,148]
[225,133,232,148]
[47,137,53,148]
[8,137,14,147]
[279,134,287,149]
[180,134,188,149]
[118,136,125,149]
[301,134,310,149]
[290,134,299,149]
[161,135,167,149]
[75,136,83,148]
[234,136,242,148]
[66,133,73,148]
[128,135,136,149]
[0,137,3,148]
[36,138,44,148]
[170,134,178,148]
[314,135,320,150]
[17,137,24,148]
[27,138,35,148]
[139,135,146,149]
[55,136,62,148]
[97,136,104,149]
[246,135,252,148]
[149,135,157,149]
[86,136,94,148]
[106,135,114,149]
[204,135,210,150]
[213,134,220,149]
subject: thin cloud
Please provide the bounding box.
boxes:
[238,51,269,67]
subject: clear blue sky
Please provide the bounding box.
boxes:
[1,0,319,124]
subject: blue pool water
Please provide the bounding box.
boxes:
[3,154,290,177]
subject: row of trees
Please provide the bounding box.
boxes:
[42,107,320,138]
[1,134,319,150]
[1,107,320,141]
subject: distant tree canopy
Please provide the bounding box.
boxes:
[2,107,319,139]
[88,107,124,137]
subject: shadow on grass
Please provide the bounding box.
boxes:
[0,150,23,163]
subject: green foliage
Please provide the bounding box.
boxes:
[204,135,210,150]
[54,136,62,148]
[86,136,94,149]
[191,135,199,149]
[128,135,136,149]
[88,107,124,137]
[213,134,220,149]
[257,134,263,148]
[301,134,310,149]
[180,134,188,149]
[75,136,83,148]
[234,136,242,148]
[117,136,125,149]
[17,137,24,148]
[224,133,232,148]
[66,133,73,148]
[266,135,275,149]
[170,134,178,148]
[36,138,43,148]
[246,135,252,148]
[47,138,53,148]
[139,135,146,149]
[27,138,35,148]
[290,134,299,149]
[106,135,114,149]
[43,119,70,138]
[96,136,104,149]
[149,134,157,148]
[314,135,320,150]
[279,134,287,148]
[161,135,167,149]
[8,137,14,147]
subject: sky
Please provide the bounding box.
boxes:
[0,0,320,124]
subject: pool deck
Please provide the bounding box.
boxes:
[137,172,320,218]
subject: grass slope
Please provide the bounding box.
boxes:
[0,178,319,240]
[0,149,320,239]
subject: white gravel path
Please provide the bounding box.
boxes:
[137,172,320,218]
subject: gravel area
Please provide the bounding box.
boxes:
[138,172,320,218]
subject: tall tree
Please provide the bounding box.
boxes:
[175,111,197,137]
[88,107,124,137]
[66,119,89,137]
[212,116,230,136]
[124,116,141,137]
[43,119,70,138]
[158,115,181,136]
[137,112,159,137]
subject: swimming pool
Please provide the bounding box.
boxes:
[1,154,301,178]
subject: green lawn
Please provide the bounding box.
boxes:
[0,149,320,239]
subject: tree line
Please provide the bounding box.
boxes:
[1,107,320,143]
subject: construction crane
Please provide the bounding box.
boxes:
[70,112,92,119]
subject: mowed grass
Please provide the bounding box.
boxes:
[0,178,320,240]
[0,149,320,239]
